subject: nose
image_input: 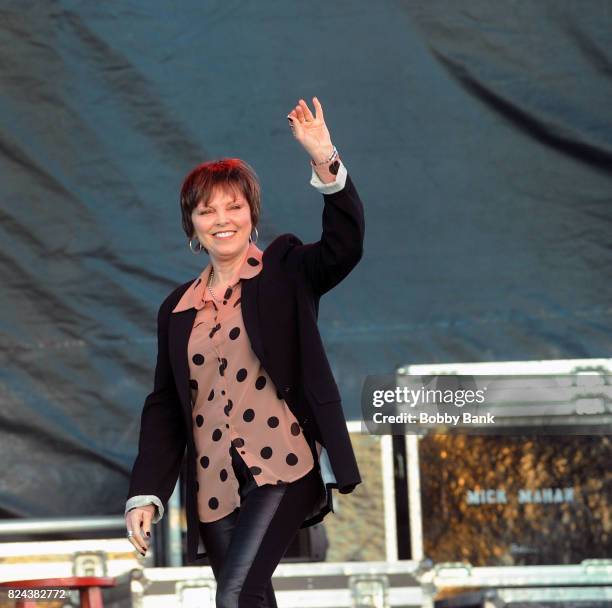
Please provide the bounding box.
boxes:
[214,212,230,228]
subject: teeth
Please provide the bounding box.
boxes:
[215,231,235,238]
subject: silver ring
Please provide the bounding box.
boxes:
[127,531,134,538]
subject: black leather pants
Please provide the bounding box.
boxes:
[198,444,322,608]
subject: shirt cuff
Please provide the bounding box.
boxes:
[125,495,164,524]
[309,158,348,194]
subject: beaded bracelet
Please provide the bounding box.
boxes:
[310,145,338,167]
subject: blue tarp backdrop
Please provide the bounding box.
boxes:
[0,1,610,519]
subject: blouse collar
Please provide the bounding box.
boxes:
[172,241,263,313]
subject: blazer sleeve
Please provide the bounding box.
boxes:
[284,171,365,297]
[125,291,187,516]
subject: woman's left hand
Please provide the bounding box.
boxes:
[287,97,334,163]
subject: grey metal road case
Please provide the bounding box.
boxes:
[428,560,612,607]
[102,560,432,608]
[397,358,612,605]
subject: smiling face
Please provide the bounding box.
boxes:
[191,184,253,261]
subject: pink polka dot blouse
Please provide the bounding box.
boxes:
[172,241,320,523]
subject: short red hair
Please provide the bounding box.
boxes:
[180,158,261,244]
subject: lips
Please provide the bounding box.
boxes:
[213,231,236,239]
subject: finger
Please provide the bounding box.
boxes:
[295,104,306,122]
[140,510,153,541]
[313,97,324,122]
[128,535,147,556]
[127,529,146,555]
[132,528,148,554]
[127,513,148,553]
[299,98,315,121]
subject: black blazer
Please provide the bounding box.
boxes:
[127,172,365,564]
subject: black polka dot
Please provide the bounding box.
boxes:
[261,446,273,459]
[190,379,198,390]
[208,389,215,401]
[286,453,298,466]
[200,456,209,468]
[276,389,283,400]
[232,437,245,448]
[229,327,240,340]
[255,376,266,390]
[212,428,222,441]
[219,358,228,376]
[209,497,219,509]
[225,423,229,428]
[209,322,221,339]
[241,450,246,454]
[233,297,241,307]
[195,414,204,427]
[220,469,228,482]
[224,287,233,300]
[243,408,255,422]
[247,257,260,266]
[290,422,301,436]
[236,368,247,382]
[267,416,279,428]
[192,354,205,365]
[224,400,233,416]
[221,390,226,395]
[250,466,262,475]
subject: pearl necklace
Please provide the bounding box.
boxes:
[207,267,222,303]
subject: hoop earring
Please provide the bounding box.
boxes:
[189,238,203,254]
[249,226,259,244]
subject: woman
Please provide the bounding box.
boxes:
[124,97,365,607]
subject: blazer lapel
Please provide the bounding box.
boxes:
[240,273,265,366]
[168,307,197,416]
